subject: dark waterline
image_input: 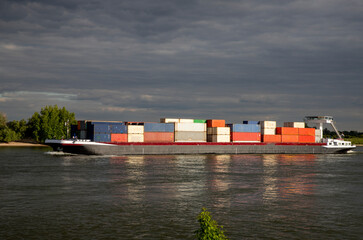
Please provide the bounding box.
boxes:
[1,147,362,239]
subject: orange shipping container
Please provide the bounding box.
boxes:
[281,135,299,143]
[262,135,281,143]
[144,132,174,143]
[231,132,261,142]
[298,128,315,136]
[298,135,315,143]
[111,133,127,142]
[207,119,225,128]
[276,127,299,135]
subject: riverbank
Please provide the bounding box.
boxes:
[0,142,48,147]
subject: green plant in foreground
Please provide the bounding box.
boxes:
[195,208,229,240]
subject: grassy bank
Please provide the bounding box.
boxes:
[345,137,363,145]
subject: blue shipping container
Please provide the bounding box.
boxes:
[227,124,260,133]
[93,123,110,133]
[144,123,174,132]
[93,133,111,142]
[242,121,260,125]
[110,124,127,133]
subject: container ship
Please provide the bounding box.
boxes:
[45,116,356,155]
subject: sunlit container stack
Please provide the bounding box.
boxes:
[144,123,174,142]
[173,119,207,142]
[275,122,315,143]
[207,119,230,142]
[260,121,280,143]
[227,121,261,142]
[127,124,144,142]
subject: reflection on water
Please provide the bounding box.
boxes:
[1,148,362,240]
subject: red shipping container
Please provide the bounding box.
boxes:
[144,132,174,142]
[262,135,281,143]
[298,135,315,143]
[276,127,299,135]
[298,128,315,136]
[111,133,127,142]
[207,119,225,128]
[231,132,261,142]
[281,135,299,143]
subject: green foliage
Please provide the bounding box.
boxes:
[195,208,229,240]
[0,128,20,142]
[0,112,6,128]
[27,105,76,142]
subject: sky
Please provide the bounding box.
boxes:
[0,0,362,131]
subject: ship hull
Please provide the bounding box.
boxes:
[45,140,355,155]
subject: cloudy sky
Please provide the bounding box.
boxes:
[1,0,362,130]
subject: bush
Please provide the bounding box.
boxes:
[195,208,229,240]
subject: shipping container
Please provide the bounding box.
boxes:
[262,135,281,143]
[298,135,315,143]
[260,121,277,129]
[175,123,206,132]
[276,127,299,135]
[128,134,144,142]
[207,119,226,128]
[261,128,276,135]
[227,124,260,133]
[298,128,315,136]
[315,136,322,143]
[284,122,305,128]
[315,129,322,137]
[281,135,299,143]
[80,130,87,139]
[207,127,230,135]
[174,131,206,142]
[110,124,127,134]
[111,133,128,142]
[127,125,144,134]
[194,119,207,123]
[242,121,260,125]
[144,123,174,132]
[93,123,110,133]
[178,118,194,123]
[160,118,179,123]
[231,132,261,142]
[144,132,174,142]
[94,133,111,142]
[207,135,230,143]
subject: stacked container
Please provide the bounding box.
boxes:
[207,126,230,143]
[276,127,299,143]
[260,121,280,143]
[127,125,144,142]
[144,123,174,142]
[298,128,315,143]
[228,122,261,142]
[174,121,207,142]
[283,122,305,128]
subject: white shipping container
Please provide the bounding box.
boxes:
[315,129,322,136]
[174,131,206,142]
[127,125,144,134]
[207,127,230,135]
[128,134,144,142]
[175,123,206,132]
[207,134,230,143]
[284,122,305,128]
[261,128,276,135]
[160,118,179,123]
[178,118,194,123]
[260,121,277,129]
[315,136,322,143]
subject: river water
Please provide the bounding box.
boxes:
[1,146,362,239]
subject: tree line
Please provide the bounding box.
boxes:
[0,105,76,143]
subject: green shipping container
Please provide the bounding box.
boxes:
[193,119,207,123]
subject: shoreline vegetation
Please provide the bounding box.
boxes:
[0,141,48,147]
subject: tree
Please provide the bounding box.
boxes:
[27,105,76,142]
[0,113,21,142]
[195,208,229,240]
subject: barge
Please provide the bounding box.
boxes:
[45,139,355,155]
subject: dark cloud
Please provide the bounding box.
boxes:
[0,0,362,130]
